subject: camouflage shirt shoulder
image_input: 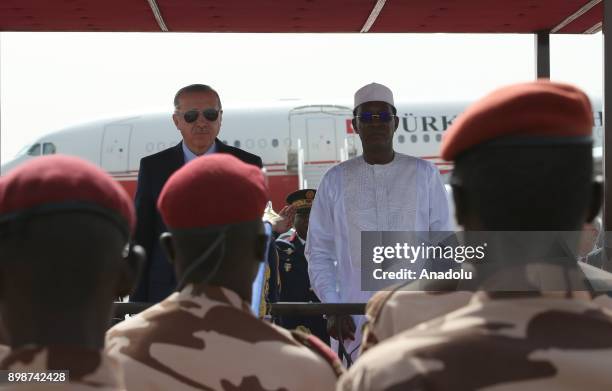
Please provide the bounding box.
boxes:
[345,295,612,391]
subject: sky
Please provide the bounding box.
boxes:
[0,31,604,163]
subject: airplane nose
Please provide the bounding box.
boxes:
[1,160,17,175]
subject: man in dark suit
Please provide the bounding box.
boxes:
[131,84,262,303]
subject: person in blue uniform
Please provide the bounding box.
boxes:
[276,189,330,345]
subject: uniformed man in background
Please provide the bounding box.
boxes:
[276,189,329,345]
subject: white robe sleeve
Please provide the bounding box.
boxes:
[306,168,341,303]
[427,163,453,231]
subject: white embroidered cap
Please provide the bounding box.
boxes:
[354,82,395,108]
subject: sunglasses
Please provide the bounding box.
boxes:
[356,111,395,123]
[178,108,221,123]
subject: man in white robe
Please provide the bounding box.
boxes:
[305,82,452,363]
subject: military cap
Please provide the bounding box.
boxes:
[441,80,593,161]
[355,82,395,109]
[158,154,268,230]
[0,155,135,234]
[286,189,316,214]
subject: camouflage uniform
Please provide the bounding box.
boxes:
[0,345,9,363]
[0,345,124,390]
[361,287,472,354]
[107,284,342,390]
[361,262,612,354]
[339,292,612,391]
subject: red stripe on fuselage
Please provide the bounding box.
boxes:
[112,159,451,208]
[113,174,299,211]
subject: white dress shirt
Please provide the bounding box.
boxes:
[305,152,451,359]
[182,140,217,163]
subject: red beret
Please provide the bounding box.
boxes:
[0,155,135,233]
[158,154,269,229]
[441,80,593,161]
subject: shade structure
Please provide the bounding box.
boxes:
[0,0,603,34]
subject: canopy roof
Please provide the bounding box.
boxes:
[0,0,603,34]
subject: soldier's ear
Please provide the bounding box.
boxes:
[0,265,4,301]
[586,181,602,223]
[116,244,145,297]
[160,232,176,264]
[452,184,467,227]
[255,234,267,262]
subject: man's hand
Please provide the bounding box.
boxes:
[268,205,296,234]
[327,314,356,341]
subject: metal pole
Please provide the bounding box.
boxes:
[604,0,612,233]
[115,302,367,317]
[270,302,366,316]
[535,31,551,79]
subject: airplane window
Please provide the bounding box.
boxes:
[258,139,267,148]
[222,140,228,144]
[272,139,279,148]
[43,142,56,155]
[411,135,417,143]
[423,134,430,143]
[246,139,255,148]
[27,143,41,156]
[436,134,442,142]
[234,140,241,148]
[398,135,405,144]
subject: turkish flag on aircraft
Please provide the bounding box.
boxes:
[346,119,354,134]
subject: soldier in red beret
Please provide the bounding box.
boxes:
[0,155,143,390]
[106,154,342,390]
[340,80,612,390]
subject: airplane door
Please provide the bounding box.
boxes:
[101,124,132,172]
[306,118,337,162]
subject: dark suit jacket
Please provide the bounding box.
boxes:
[131,139,263,303]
